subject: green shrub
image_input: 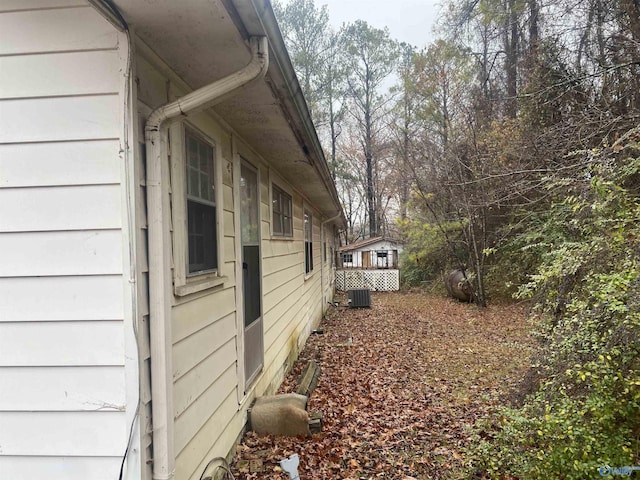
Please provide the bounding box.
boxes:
[398,218,464,287]
[468,128,640,478]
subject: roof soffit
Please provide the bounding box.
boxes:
[110,0,344,219]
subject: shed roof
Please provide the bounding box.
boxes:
[339,236,403,252]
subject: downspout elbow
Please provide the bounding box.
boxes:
[145,36,268,136]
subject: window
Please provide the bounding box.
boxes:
[304,210,313,274]
[272,184,293,237]
[186,130,217,274]
[377,250,389,268]
[343,253,353,263]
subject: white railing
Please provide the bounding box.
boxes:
[335,269,400,291]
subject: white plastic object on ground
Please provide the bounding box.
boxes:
[280,454,300,480]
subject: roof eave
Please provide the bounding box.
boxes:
[227,0,345,225]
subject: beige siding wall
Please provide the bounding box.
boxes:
[135,44,336,480]
[259,189,325,393]
[0,3,137,479]
[171,108,240,480]
[136,46,240,480]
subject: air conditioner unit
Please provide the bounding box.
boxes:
[348,289,371,308]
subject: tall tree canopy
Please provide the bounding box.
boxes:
[343,20,398,237]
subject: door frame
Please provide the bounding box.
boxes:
[240,159,263,388]
[233,147,264,399]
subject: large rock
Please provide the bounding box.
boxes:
[445,269,474,302]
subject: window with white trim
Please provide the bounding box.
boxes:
[304,210,313,274]
[186,130,217,274]
[272,184,293,237]
[376,250,389,268]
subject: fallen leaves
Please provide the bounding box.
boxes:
[231,292,533,479]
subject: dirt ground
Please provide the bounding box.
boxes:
[230,291,533,480]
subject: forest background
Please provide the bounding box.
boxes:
[273,0,640,477]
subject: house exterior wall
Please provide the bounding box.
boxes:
[135,45,335,480]
[0,2,140,479]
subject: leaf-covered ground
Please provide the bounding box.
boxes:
[231,292,533,479]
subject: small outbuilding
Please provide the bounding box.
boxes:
[336,236,403,291]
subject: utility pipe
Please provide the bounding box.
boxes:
[145,36,268,480]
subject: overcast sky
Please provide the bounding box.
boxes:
[315,0,443,49]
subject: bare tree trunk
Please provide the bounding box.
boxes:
[620,0,640,42]
[505,0,519,118]
[467,209,487,307]
[481,26,489,100]
[366,152,375,236]
[398,70,412,221]
[476,24,492,124]
[528,0,539,53]
[329,82,337,180]
[595,0,609,102]
[365,100,377,237]
[401,116,410,220]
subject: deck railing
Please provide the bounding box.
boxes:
[335,268,400,291]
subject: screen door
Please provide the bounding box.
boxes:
[240,162,263,386]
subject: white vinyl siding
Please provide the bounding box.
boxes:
[0,230,123,276]
[0,185,122,232]
[0,411,127,456]
[0,457,123,480]
[0,96,120,143]
[0,141,121,187]
[171,129,238,479]
[0,366,125,410]
[0,321,125,366]
[0,5,117,56]
[0,4,135,479]
[0,51,121,99]
[0,276,124,321]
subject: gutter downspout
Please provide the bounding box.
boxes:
[320,212,344,312]
[145,36,268,480]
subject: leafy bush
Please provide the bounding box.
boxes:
[468,128,640,478]
[398,218,464,287]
